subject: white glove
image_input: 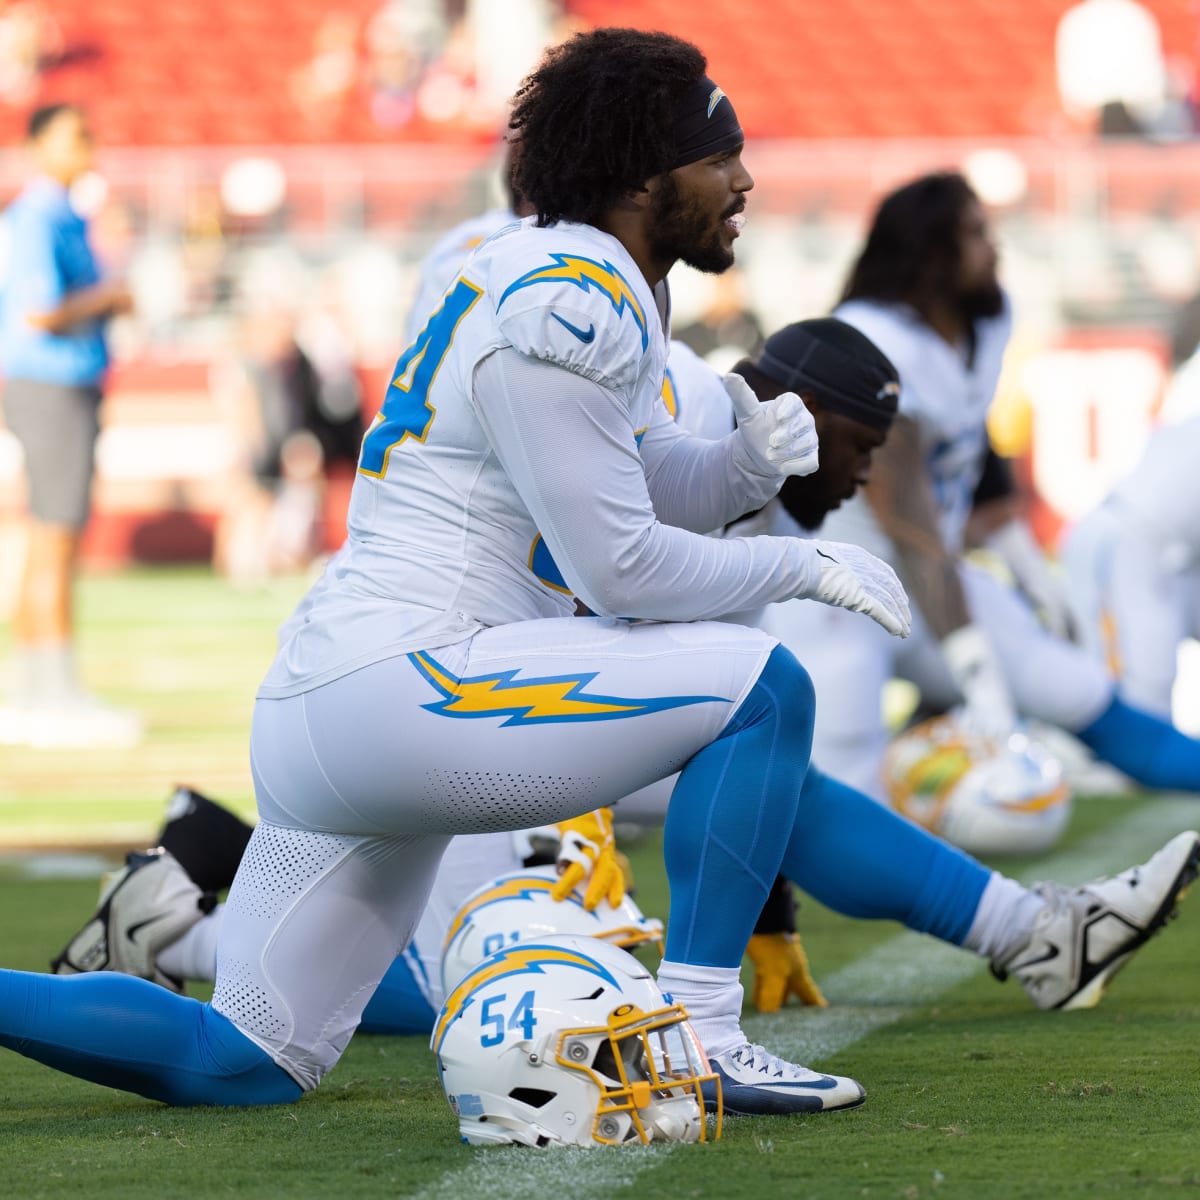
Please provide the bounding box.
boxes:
[940,623,1017,742]
[805,539,912,638]
[726,371,820,479]
[986,520,1078,642]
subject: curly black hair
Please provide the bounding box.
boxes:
[508,28,707,227]
[840,171,978,315]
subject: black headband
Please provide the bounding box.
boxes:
[670,76,744,169]
[753,319,900,432]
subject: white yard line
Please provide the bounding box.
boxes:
[413,795,1198,1199]
[751,794,1198,1058]
[411,1144,677,1200]
[3,851,116,879]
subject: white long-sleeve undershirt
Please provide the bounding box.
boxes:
[472,347,828,622]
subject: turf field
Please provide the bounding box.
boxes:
[3,569,1200,1199]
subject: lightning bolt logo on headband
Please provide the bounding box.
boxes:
[433,942,619,1054]
[707,86,727,118]
[409,650,725,726]
[498,253,648,351]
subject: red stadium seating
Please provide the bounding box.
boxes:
[0,0,451,146]
[0,0,1191,145]
[566,0,1198,139]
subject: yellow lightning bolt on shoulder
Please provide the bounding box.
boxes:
[498,253,649,351]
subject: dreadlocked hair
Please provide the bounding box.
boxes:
[840,171,978,314]
[509,28,707,227]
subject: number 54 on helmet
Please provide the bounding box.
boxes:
[432,935,721,1148]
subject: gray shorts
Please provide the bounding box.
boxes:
[2,378,102,528]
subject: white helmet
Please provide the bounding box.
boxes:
[432,934,720,1147]
[883,712,1073,857]
[440,864,664,995]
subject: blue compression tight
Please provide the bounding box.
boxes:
[0,971,302,1106]
[781,765,988,946]
[359,954,437,1036]
[663,644,989,967]
[1077,695,1200,791]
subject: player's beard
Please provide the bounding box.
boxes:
[959,278,1005,320]
[777,473,838,531]
[647,174,736,274]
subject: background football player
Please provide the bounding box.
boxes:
[764,170,1200,804]
[0,29,908,1118]
[4,37,1195,1128]
[1061,410,1200,724]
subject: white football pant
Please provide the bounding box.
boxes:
[214,616,775,1088]
[762,564,1114,799]
[1061,501,1200,721]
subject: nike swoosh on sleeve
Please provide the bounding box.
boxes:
[551,313,597,343]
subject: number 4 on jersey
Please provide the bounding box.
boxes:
[358,278,483,479]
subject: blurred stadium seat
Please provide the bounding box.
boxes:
[566,0,1197,138]
[0,0,1197,571]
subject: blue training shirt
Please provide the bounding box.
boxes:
[0,176,109,386]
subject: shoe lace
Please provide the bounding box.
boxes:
[727,1043,815,1082]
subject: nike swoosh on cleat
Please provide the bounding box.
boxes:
[723,1068,842,1090]
[772,1076,842,1090]
[1011,943,1060,969]
[551,313,596,343]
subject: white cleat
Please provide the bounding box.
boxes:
[993,830,1200,1010]
[23,698,143,750]
[0,695,143,750]
[50,848,215,992]
[0,705,29,746]
[701,1042,865,1116]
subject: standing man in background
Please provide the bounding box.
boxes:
[0,103,139,749]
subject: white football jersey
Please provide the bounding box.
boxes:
[825,296,1013,557]
[262,219,826,698]
[404,207,521,344]
[262,220,671,697]
[274,336,734,657]
[664,338,736,441]
[1107,414,1200,556]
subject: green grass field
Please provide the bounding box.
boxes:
[3,569,1200,1199]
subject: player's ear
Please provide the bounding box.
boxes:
[797,389,825,430]
[619,176,659,212]
[799,389,822,414]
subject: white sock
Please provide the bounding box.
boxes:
[655,960,745,1060]
[963,872,1045,963]
[32,641,80,705]
[8,644,39,706]
[157,905,223,983]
